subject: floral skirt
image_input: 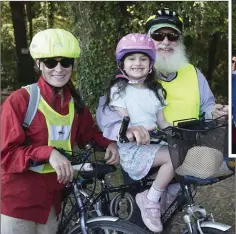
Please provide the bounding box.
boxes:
[117,141,167,180]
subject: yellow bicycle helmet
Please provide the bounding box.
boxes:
[29,28,80,59]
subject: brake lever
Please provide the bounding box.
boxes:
[149,130,167,144]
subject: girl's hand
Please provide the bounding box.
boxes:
[126,125,150,146]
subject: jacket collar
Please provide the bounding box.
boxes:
[37,77,72,109]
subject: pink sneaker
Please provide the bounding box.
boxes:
[135,190,163,233]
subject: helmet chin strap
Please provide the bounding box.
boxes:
[116,66,151,84]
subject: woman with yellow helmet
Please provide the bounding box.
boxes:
[1,28,119,234]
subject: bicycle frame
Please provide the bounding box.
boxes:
[61,178,121,234]
[83,170,232,234]
[86,175,153,215]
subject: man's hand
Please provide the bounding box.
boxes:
[126,126,150,146]
[104,142,120,165]
[49,149,74,184]
[212,104,228,119]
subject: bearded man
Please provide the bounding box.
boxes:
[96,8,228,228]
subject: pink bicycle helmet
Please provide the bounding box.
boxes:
[116,33,156,65]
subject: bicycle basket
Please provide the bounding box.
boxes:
[165,117,232,179]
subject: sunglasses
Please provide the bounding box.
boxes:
[232,60,236,64]
[150,32,180,42]
[41,58,74,69]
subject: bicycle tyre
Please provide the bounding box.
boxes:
[67,220,151,234]
[185,227,232,234]
[109,192,135,220]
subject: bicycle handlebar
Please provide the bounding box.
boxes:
[118,116,167,143]
[29,144,96,168]
[118,115,228,144]
[72,163,94,172]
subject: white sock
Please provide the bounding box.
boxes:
[147,186,164,203]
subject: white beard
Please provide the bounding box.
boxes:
[154,42,189,73]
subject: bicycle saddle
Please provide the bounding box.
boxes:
[80,160,116,178]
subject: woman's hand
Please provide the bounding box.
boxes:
[104,142,120,165]
[49,149,74,184]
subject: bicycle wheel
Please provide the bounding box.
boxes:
[67,220,151,234]
[185,227,232,234]
[109,192,135,220]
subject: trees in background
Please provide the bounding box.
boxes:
[232,0,236,54]
[2,1,228,110]
[2,1,71,89]
[10,1,35,87]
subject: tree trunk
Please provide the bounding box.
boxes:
[206,32,220,88]
[48,2,54,28]
[26,1,33,41]
[10,1,35,88]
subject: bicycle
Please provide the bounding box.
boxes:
[117,115,235,234]
[55,145,151,234]
[58,116,235,234]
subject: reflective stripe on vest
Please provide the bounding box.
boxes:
[25,89,74,173]
[160,64,200,125]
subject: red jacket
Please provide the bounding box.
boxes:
[1,77,112,224]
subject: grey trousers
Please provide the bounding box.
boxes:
[1,206,58,234]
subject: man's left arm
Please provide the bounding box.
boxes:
[196,68,215,119]
[196,68,228,119]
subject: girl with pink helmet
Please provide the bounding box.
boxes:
[104,33,174,233]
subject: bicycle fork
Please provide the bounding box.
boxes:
[183,207,207,234]
[73,183,87,234]
[182,185,231,234]
[182,184,207,234]
[73,182,111,234]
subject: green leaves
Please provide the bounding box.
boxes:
[2,1,228,107]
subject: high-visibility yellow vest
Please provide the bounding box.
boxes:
[160,64,200,125]
[24,86,74,173]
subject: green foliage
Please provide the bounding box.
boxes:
[232,0,236,53]
[71,2,123,111]
[1,1,73,89]
[2,1,228,107]
[1,2,16,88]
[183,2,228,97]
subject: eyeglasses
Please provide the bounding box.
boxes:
[150,32,180,42]
[232,60,236,64]
[41,58,74,69]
